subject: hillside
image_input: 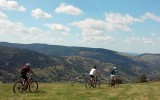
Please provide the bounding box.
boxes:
[0,45,136,82]
[0,42,147,67]
[0,46,111,82]
[0,46,67,82]
[0,42,160,82]
[137,54,160,75]
[137,54,160,65]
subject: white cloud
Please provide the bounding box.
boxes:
[124,37,153,45]
[82,34,114,43]
[143,12,160,22]
[71,13,143,33]
[55,3,82,15]
[71,18,116,43]
[105,12,143,25]
[31,8,52,19]
[0,0,26,12]
[0,12,66,44]
[71,12,147,43]
[0,11,8,19]
[45,23,70,36]
[0,16,27,34]
[105,13,144,31]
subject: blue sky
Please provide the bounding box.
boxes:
[0,0,160,53]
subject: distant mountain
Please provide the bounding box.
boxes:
[137,54,160,70]
[0,42,160,82]
[119,52,140,56]
[0,42,142,67]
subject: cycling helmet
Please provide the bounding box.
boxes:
[26,63,31,67]
[113,67,117,69]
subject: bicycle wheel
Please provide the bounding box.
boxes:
[29,81,38,93]
[95,80,100,88]
[108,80,113,87]
[13,81,24,93]
[85,79,91,88]
[115,80,119,87]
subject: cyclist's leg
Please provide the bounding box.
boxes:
[111,75,115,84]
[23,76,29,89]
[90,75,94,87]
[114,76,116,82]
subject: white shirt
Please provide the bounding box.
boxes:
[89,68,96,76]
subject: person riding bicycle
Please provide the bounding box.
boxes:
[20,63,34,89]
[110,65,117,83]
[89,66,97,87]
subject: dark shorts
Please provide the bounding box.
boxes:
[90,75,94,78]
[20,75,28,80]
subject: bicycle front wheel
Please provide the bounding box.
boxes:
[13,81,24,93]
[95,80,100,88]
[115,81,119,87]
[85,79,91,88]
[108,80,113,87]
[29,81,38,93]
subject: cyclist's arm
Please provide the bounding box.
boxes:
[29,69,34,75]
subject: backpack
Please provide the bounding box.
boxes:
[111,70,115,74]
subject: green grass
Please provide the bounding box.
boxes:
[0,82,160,100]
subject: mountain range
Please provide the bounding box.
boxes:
[0,42,160,83]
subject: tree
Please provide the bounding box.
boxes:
[139,74,147,83]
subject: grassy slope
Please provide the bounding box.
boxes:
[0,82,160,100]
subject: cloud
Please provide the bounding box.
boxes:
[0,11,8,19]
[71,12,149,43]
[55,3,82,15]
[124,37,153,45]
[143,12,160,22]
[0,12,65,44]
[0,14,27,34]
[45,23,70,36]
[105,12,143,25]
[82,34,114,43]
[71,18,116,43]
[0,0,26,12]
[71,13,143,32]
[31,8,52,19]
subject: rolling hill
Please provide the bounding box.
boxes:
[0,42,160,82]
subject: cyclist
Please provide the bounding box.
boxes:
[110,65,117,84]
[20,63,34,89]
[89,66,97,87]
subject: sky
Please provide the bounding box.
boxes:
[0,0,160,53]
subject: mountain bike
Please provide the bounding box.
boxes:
[108,76,119,87]
[85,74,100,88]
[13,74,38,93]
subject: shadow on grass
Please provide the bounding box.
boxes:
[24,90,47,94]
[36,90,47,93]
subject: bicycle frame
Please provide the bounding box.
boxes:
[85,75,100,88]
[21,74,33,89]
[108,76,119,87]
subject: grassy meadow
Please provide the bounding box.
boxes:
[0,82,160,100]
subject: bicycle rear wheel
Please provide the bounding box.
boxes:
[85,79,91,88]
[13,81,24,93]
[108,80,113,87]
[29,81,38,93]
